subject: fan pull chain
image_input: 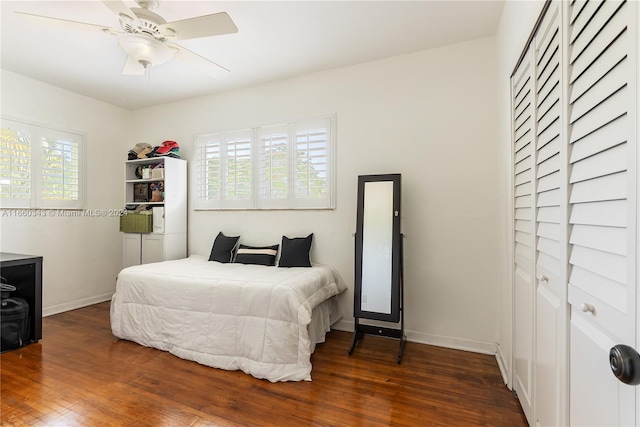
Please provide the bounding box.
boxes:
[140,59,151,83]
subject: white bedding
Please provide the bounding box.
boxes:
[110,255,346,382]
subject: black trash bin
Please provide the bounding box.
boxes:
[0,283,30,353]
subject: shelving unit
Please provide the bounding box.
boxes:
[122,157,187,268]
[125,157,164,206]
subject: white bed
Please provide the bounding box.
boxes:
[110,255,346,382]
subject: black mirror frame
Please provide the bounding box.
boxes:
[354,173,402,323]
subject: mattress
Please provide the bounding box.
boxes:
[110,255,346,382]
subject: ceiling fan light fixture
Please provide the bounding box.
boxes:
[118,34,173,66]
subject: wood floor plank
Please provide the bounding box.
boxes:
[1,302,526,426]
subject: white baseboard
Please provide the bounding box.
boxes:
[43,292,113,317]
[495,344,511,388]
[332,319,356,333]
[332,319,498,355]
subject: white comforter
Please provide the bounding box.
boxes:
[110,255,346,382]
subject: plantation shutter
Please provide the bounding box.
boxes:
[293,117,333,208]
[195,129,253,209]
[195,134,222,208]
[40,128,82,209]
[195,115,335,210]
[257,124,289,209]
[224,130,253,208]
[512,45,535,424]
[0,119,32,207]
[1,119,83,209]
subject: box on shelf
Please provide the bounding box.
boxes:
[152,207,165,233]
[119,213,153,233]
[133,183,150,202]
[151,167,164,179]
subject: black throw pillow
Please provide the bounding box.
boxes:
[278,234,313,267]
[234,244,279,266]
[208,232,240,263]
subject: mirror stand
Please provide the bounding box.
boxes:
[348,173,405,363]
[348,235,405,363]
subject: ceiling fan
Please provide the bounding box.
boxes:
[14,0,238,78]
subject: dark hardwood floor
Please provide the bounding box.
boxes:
[1,302,527,426]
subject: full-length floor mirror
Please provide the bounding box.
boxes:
[349,173,405,362]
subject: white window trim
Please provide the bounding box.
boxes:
[1,118,85,210]
[194,114,336,210]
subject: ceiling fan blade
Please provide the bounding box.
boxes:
[14,11,119,34]
[159,12,238,41]
[122,56,145,75]
[168,44,230,79]
[101,1,137,22]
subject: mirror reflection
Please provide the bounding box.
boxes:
[361,181,393,314]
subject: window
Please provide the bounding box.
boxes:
[1,118,83,209]
[195,115,335,210]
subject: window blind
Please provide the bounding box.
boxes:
[257,124,289,209]
[0,120,32,207]
[195,129,253,209]
[196,134,222,203]
[294,117,331,208]
[195,115,335,210]
[41,129,82,207]
[0,118,83,209]
[224,130,252,205]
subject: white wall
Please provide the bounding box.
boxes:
[0,32,507,354]
[495,0,547,385]
[130,36,502,352]
[0,70,129,315]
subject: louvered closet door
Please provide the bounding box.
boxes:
[566,0,636,425]
[533,2,567,426]
[512,46,535,426]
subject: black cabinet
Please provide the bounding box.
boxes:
[1,252,43,343]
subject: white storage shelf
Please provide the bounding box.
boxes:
[122,156,187,268]
[125,157,168,206]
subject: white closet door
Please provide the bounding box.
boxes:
[512,46,535,426]
[533,2,567,426]
[567,1,636,425]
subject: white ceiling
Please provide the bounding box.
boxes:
[1,1,504,111]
